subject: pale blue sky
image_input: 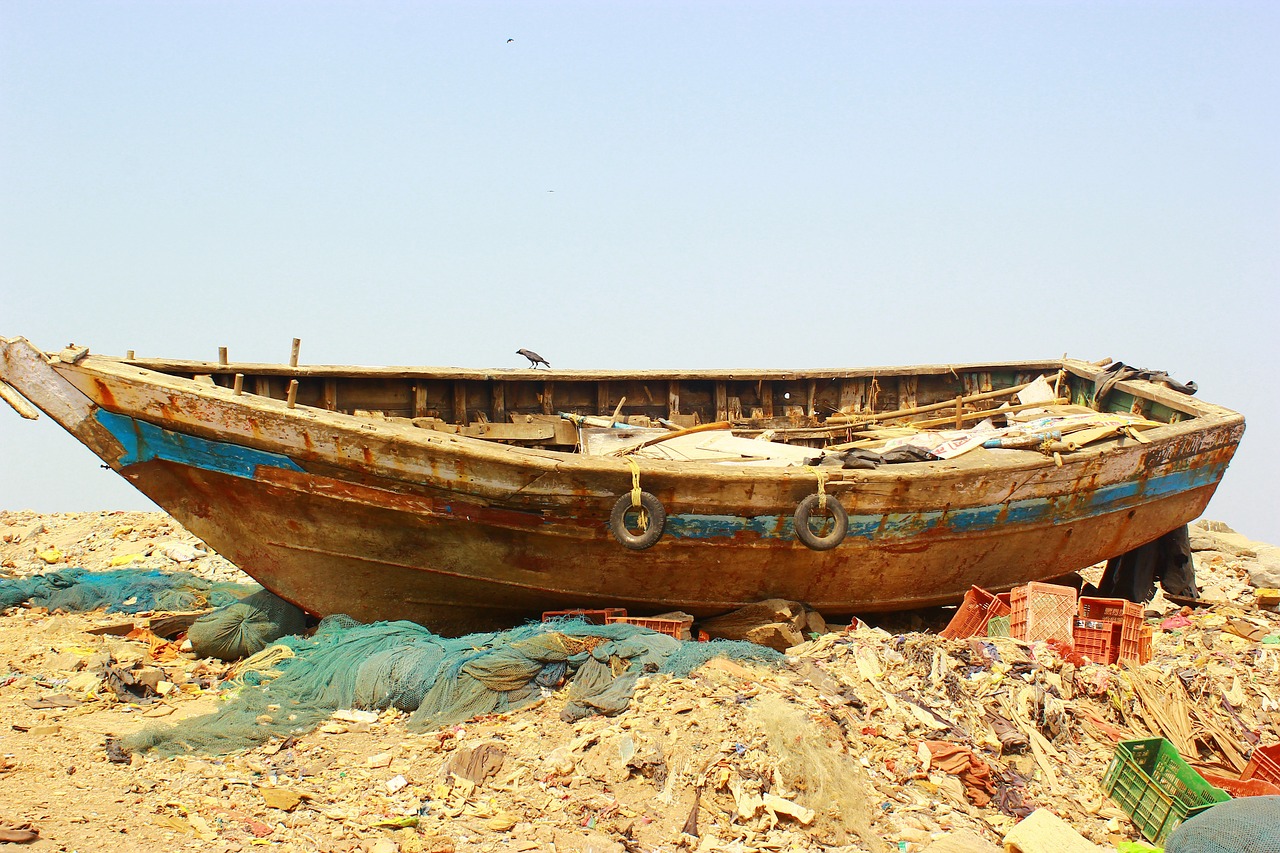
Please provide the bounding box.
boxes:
[2,2,1277,542]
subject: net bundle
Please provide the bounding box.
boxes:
[127,616,784,756]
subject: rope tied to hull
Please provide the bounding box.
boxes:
[626,457,648,530]
[804,465,829,511]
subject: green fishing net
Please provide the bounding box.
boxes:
[0,567,253,614]
[126,616,784,756]
[1164,796,1280,852]
[187,589,307,661]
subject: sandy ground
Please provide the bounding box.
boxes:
[2,510,1278,853]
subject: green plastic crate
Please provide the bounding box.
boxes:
[1102,738,1230,844]
[986,615,1011,637]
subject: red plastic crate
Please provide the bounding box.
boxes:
[606,615,693,640]
[1080,596,1145,663]
[1241,744,1280,786]
[940,586,1012,640]
[1010,582,1077,644]
[542,608,627,624]
[1072,619,1114,664]
[1200,769,1280,798]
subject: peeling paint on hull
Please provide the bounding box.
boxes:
[0,336,1245,635]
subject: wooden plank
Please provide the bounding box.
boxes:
[0,379,39,420]
[715,381,728,422]
[492,382,506,423]
[668,380,680,416]
[542,380,554,415]
[837,379,863,415]
[453,381,467,425]
[806,380,816,417]
[324,379,339,412]
[597,381,610,417]
[521,413,579,444]
[897,376,918,412]
[121,358,1067,382]
[254,377,273,398]
[760,381,773,419]
[460,423,555,441]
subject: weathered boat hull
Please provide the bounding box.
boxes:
[0,337,1245,634]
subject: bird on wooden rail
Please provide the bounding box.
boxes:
[517,348,551,369]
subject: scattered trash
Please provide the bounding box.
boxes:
[3,508,1280,851]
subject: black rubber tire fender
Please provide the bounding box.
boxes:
[793,493,848,551]
[609,492,666,550]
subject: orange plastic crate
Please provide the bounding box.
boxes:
[940,586,1012,640]
[1131,625,1153,665]
[606,615,693,640]
[1080,596,1145,662]
[542,608,627,624]
[1073,619,1114,664]
[1241,744,1280,786]
[1010,582,1077,644]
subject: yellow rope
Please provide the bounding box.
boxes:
[804,465,829,510]
[625,457,648,530]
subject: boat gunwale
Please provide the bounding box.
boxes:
[37,347,1244,494]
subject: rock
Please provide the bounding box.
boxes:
[261,787,304,811]
[1190,530,1257,559]
[1248,545,1280,589]
[1194,519,1237,534]
[159,542,206,563]
[744,622,804,652]
[700,599,827,649]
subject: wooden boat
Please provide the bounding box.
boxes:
[0,336,1244,634]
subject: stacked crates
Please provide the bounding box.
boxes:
[1079,596,1147,664]
[1010,582,1077,644]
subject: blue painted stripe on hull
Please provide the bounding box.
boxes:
[97,410,304,479]
[666,462,1226,542]
[94,409,1223,544]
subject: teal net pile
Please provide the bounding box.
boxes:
[0,567,255,614]
[126,616,785,756]
[1165,796,1280,853]
[188,589,307,661]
